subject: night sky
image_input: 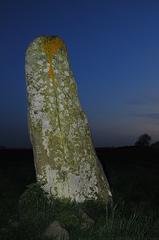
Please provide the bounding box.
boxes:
[1,0,159,148]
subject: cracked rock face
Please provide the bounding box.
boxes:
[25,36,112,203]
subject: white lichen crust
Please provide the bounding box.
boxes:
[25,36,112,203]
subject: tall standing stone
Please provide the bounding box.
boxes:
[25,36,112,203]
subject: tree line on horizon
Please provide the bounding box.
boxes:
[135,133,159,148]
[0,133,159,149]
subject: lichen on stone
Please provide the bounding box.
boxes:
[25,36,112,203]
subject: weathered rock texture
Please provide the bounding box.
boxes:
[44,221,69,240]
[25,36,112,203]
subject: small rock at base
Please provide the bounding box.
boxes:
[44,221,69,240]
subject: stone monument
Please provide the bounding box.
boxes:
[25,36,112,203]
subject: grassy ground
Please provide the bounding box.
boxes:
[0,147,159,239]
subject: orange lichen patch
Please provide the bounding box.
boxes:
[42,37,66,83]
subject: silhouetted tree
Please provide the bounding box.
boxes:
[151,141,159,149]
[135,134,151,147]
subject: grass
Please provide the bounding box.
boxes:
[0,182,158,240]
[0,147,159,239]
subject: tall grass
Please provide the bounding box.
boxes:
[1,183,158,240]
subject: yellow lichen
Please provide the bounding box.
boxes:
[42,37,66,157]
[42,37,66,83]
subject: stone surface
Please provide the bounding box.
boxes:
[44,221,69,240]
[25,36,112,203]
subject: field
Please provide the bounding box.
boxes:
[0,146,159,239]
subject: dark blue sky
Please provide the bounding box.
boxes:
[1,0,159,148]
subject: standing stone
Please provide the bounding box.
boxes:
[25,36,112,203]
